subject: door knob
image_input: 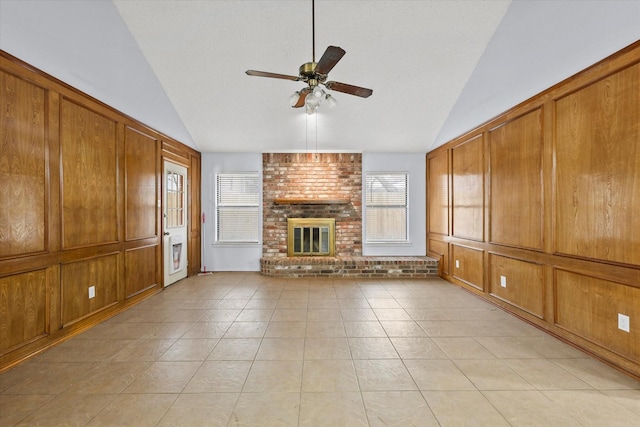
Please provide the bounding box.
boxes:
[163,232,170,236]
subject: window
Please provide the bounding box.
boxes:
[365,173,408,242]
[216,173,260,242]
[166,170,185,228]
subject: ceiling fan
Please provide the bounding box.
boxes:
[245,0,373,114]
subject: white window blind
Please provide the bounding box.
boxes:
[365,173,408,241]
[216,173,260,242]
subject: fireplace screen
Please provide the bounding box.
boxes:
[287,218,335,257]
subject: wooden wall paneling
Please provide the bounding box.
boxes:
[555,269,640,363]
[489,109,544,250]
[0,269,48,355]
[125,245,158,298]
[452,135,484,241]
[60,99,118,249]
[428,42,640,379]
[451,244,484,290]
[60,254,118,326]
[162,140,191,164]
[189,153,202,276]
[428,239,448,276]
[489,254,544,318]
[124,126,159,241]
[0,52,203,371]
[427,150,449,236]
[0,69,47,258]
[554,63,640,266]
[47,264,60,334]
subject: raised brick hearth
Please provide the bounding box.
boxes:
[260,256,439,278]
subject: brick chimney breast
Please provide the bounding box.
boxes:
[262,153,362,257]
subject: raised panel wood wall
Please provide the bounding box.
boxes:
[489,109,543,250]
[555,269,640,363]
[451,244,484,290]
[0,69,47,258]
[0,51,201,371]
[555,63,640,266]
[489,254,543,318]
[0,270,48,354]
[61,254,118,326]
[452,135,484,241]
[125,245,158,298]
[125,126,159,241]
[427,150,449,236]
[61,99,118,248]
[427,41,640,379]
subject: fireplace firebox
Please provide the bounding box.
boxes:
[287,218,335,257]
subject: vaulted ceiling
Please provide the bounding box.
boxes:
[1,1,638,153]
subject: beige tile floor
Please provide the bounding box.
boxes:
[1,272,639,426]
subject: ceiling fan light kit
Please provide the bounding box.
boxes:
[245,0,372,115]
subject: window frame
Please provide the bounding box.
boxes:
[215,172,261,243]
[364,171,410,243]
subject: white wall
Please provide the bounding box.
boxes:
[201,153,262,272]
[0,0,195,149]
[362,153,426,256]
[434,0,640,148]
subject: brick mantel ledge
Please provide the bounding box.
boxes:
[273,198,350,205]
[260,256,438,278]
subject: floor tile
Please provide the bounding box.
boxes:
[14,393,115,426]
[405,359,476,391]
[256,337,305,360]
[207,338,261,360]
[157,393,239,427]
[123,361,201,393]
[483,390,582,426]
[390,337,448,359]
[4,273,639,426]
[158,338,218,361]
[354,359,417,391]
[550,358,640,390]
[348,337,399,359]
[299,392,368,427]
[87,393,177,427]
[223,321,268,338]
[453,359,533,390]
[264,321,307,337]
[343,321,388,338]
[422,390,510,426]
[306,320,346,337]
[181,322,231,338]
[380,320,428,337]
[230,392,300,426]
[542,389,640,426]
[503,358,592,390]
[302,359,359,392]
[362,391,439,427]
[304,337,352,359]
[243,360,303,392]
[0,394,55,425]
[432,337,496,359]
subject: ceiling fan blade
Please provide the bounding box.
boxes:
[314,46,346,75]
[292,87,311,108]
[325,81,373,98]
[246,70,300,81]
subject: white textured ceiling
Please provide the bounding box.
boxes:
[113,0,510,153]
[1,1,638,153]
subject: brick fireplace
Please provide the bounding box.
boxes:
[262,152,362,257]
[260,152,438,278]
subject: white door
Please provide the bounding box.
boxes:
[163,161,188,286]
